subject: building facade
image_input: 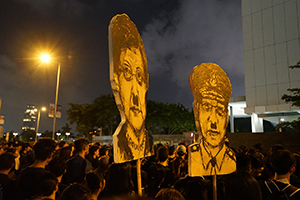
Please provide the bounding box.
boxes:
[22,104,37,131]
[242,0,300,131]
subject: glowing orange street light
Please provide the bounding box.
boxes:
[40,54,51,63]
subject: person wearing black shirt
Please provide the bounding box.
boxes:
[259,150,300,199]
[62,138,89,185]
[0,152,16,200]
[16,138,56,200]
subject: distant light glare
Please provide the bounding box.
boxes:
[40,54,51,63]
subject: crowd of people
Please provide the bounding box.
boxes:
[0,138,300,200]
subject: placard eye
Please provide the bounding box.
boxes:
[201,102,211,112]
[216,107,225,116]
[123,66,133,81]
[136,67,143,84]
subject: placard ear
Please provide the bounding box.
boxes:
[113,73,120,91]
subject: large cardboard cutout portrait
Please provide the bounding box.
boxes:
[109,14,154,163]
[188,63,236,176]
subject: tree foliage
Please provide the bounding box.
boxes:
[20,130,36,141]
[67,94,120,137]
[276,61,300,132]
[146,100,196,135]
[66,94,196,136]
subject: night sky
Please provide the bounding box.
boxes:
[0,0,244,134]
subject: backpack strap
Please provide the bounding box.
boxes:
[283,185,300,198]
[265,180,300,198]
[264,180,280,194]
[271,181,281,191]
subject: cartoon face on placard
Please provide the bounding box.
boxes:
[188,63,236,176]
[109,14,154,163]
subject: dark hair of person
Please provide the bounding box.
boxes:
[270,144,286,153]
[59,183,91,200]
[236,153,251,172]
[34,138,56,161]
[238,145,249,154]
[46,156,66,177]
[88,145,99,157]
[155,188,185,200]
[99,156,110,168]
[172,157,187,180]
[36,172,58,197]
[58,141,66,148]
[225,171,262,200]
[58,146,72,161]
[179,179,208,200]
[253,143,264,152]
[169,146,175,156]
[84,171,104,194]
[146,164,165,198]
[21,142,31,152]
[263,155,275,180]
[157,146,169,162]
[12,140,23,147]
[94,142,100,147]
[5,147,16,154]
[95,156,110,177]
[74,138,89,153]
[249,152,264,169]
[270,149,296,175]
[104,162,133,196]
[0,152,15,170]
[99,146,108,157]
[104,194,153,200]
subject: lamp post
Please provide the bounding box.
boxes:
[37,132,41,140]
[56,132,61,141]
[40,54,61,140]
[35,107,46,142]
[52,63,60,140]
[66,132,70,142]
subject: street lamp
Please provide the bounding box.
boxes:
[40,53,61,140]
[53,63,60,140]
[56,132,61,141]
[35,107,46,142]
[66,132,70,142]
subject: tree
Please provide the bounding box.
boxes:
[67,94,120,136]
[146,100,196,135]
[59,123,72,140]
[276,61,300,132]
[42,130,52,138]
[61,123,72,134]
[91,94,120,135]
[20,130,35,141]
[67,94,196,136]
[67,103,94,137]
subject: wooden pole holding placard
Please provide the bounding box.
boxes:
[137,158,142,196]
[213,174,217,200]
